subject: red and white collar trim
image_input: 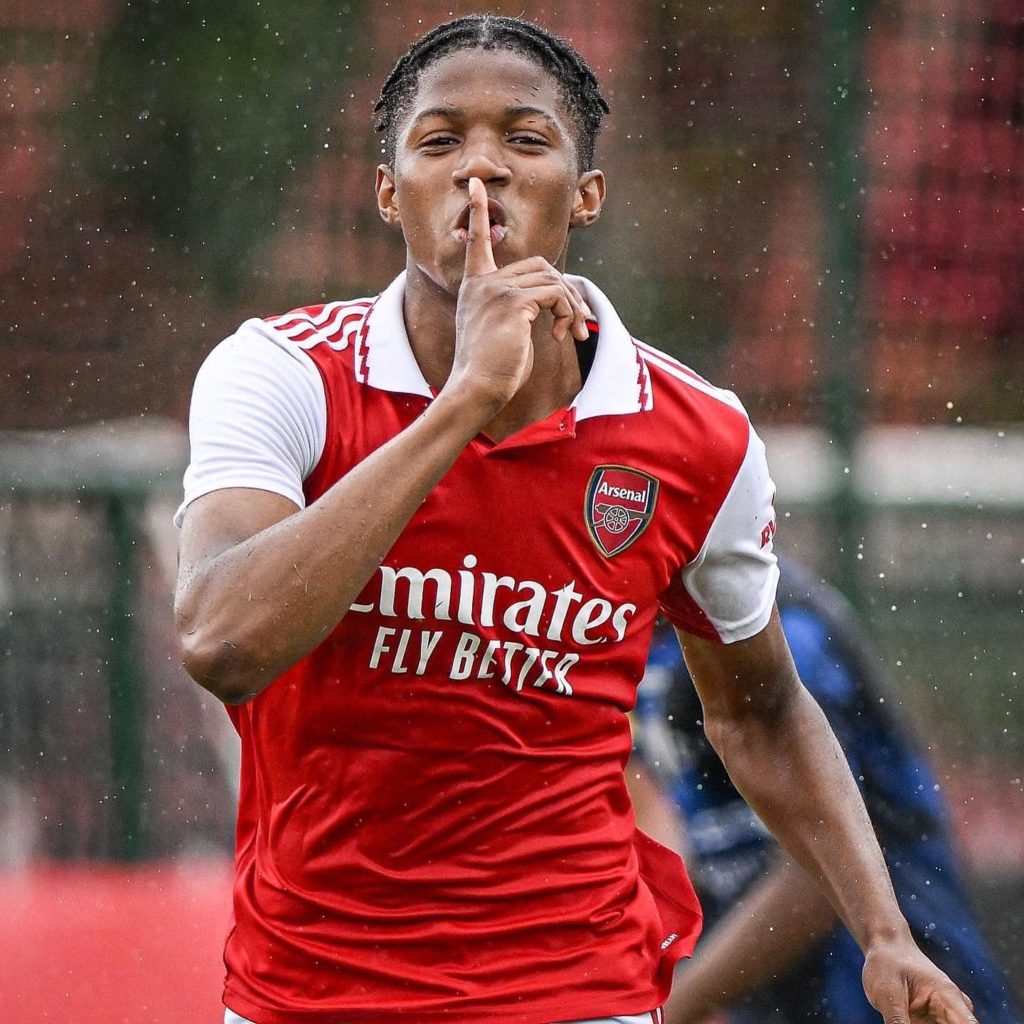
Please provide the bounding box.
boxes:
[565,274,653,420]
[359,272,652,421]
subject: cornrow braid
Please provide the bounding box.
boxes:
[373,14,610,171]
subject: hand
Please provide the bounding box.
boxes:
[862,938,977,1024]
[449,176,592,412]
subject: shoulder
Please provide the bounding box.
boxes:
[569,275,750,448]
[635,339,754,465]
[636,340,747,419]
[239,296,379,380]
[197,293,380,394]
[260,296,376,354]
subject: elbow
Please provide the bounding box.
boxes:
[702,682,807,766]
[701,712,744,767]
[176,616,271,705]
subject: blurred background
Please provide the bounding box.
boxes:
[0,0,1020,1020]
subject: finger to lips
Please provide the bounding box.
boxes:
[465,177,497,277]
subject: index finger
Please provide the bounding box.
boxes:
[465,176,497,277]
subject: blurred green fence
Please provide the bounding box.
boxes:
[0,423,236,864]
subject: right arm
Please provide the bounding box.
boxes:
[175,385,500,704]
[175,177,590,703]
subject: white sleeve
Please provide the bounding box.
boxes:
[680,425,780,643]
[174,319,327,526]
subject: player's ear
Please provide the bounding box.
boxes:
[570,170,605,230]
[376,165,402,229]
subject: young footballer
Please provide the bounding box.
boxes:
[174,15,978,1024]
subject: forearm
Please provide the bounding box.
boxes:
[680,618,975,1024]
[175,386,495,701]
[666,858,837,1024]
[705,686,907,951]
[681,618,909,954]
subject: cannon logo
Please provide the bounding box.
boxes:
[585,465,659,557]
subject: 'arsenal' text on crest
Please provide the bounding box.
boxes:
[584,466,659,557]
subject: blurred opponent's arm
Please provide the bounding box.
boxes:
[626,756,691,861]
[665,855,836,1024]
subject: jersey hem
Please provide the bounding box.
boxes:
[223,987,664,1024]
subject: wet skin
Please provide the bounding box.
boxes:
[375,47,606,427]
[376,47,604,295]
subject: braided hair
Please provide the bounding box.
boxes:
[374,15,610,171]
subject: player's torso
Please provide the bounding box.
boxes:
[294,359,735,739]
[222,300,738,1020]
[233,335,732,904]
[239,312,755,853]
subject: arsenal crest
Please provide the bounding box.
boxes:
[585,465,659,557]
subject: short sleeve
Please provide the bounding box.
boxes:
[659,425,779,643]
[174,319,328,526]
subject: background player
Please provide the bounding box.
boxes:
[633,558,1019,1023]
[174,15,980,1024]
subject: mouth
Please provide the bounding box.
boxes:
[452,197,509,247]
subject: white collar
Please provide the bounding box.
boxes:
[360,271,650,421]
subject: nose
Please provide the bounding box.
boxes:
[452,132,511,189]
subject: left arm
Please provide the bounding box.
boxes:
[678,610,975,1024]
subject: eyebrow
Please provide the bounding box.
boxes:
[408,105,462,127]
[408,105,561,129]
[506,106,560,127]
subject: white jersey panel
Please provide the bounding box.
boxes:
[681,426,779,643]
[174,319,327,526]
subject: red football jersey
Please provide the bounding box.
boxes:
[180,274,779,1024]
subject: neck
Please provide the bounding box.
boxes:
[402,265,584,442]
[401,267,460,393]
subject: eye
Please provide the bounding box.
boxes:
[509,132,549,147]
[419,133,460,149]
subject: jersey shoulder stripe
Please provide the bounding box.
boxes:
[634,340,709,384]
[263,298,374,353]
[634,340,745,416]
[632,339,654,411]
